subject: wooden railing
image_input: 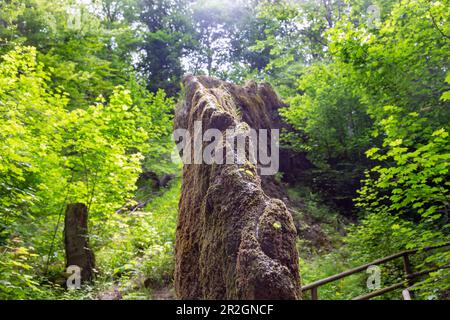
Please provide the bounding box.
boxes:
[300,242,450,300]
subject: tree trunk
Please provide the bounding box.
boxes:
[64,203,95,282]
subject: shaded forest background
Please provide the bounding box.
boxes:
[0,0,449,299]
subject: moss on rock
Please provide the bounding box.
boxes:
[174,75,301,299]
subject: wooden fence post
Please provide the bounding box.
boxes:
[402,253,414,299]
[311,287,318,300]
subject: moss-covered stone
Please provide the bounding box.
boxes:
[174,75,301,300]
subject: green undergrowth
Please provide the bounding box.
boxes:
[94,178,181,300]
[0,178,181,300]
[290,184,447,300]
[288,185,401,300]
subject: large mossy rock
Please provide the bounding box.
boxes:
[174,75,301,299]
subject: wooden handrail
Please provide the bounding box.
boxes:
[353,281,407,300]
[300,242,450,299]
[353,264,450,300]
[408,263,450,279]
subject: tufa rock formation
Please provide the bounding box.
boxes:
[174,75,301,299]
